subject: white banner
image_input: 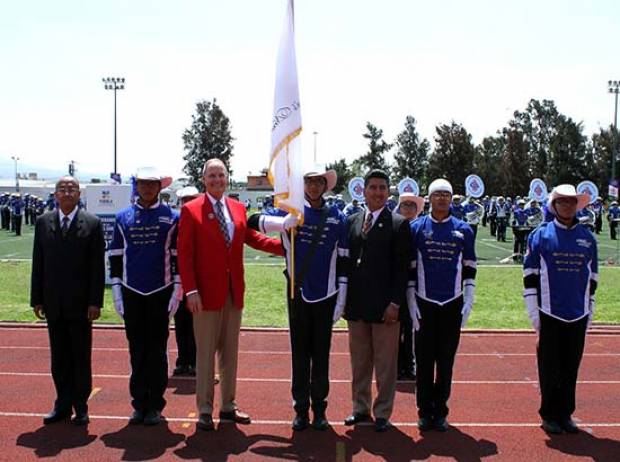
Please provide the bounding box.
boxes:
[348,177,365,201]
[465,174,485,198]
[576,181,598,204]
[269,0,304,220]
[398,178,420,196]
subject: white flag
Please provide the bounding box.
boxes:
[269,0,304,221]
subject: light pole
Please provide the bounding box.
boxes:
[10,156,19,192]
[102,77,125,176]
[312,131,319,163]
[609,80,619,189]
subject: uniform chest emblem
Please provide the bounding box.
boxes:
[576,238,591,249]
[452,230,464,239]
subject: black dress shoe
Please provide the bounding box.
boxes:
[542,419,563,434]
[375,418,389,432]
[311,414,329,431]
[219,409,251,424]
[128,410,145,425]
[143,410,162,426]
[560,419,579,434]
[197,413,214,431]
[173,365,188,376]
[43,409,71,425]
[417,416,434,431]
[344,412,370,426]
[72,412,90,426]
[292,413,309,431]
[434,417,449,432]
[187,365,196,377]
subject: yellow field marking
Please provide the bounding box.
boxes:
[88,387,102,401]
[182,412,196,428]
[336,442,346,462]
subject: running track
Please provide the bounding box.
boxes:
[1,325,619,461]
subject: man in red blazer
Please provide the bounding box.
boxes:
[177,158,282,431]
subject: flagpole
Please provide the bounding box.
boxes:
[290,228,296,299]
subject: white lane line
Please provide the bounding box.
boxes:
[0,412,619,427]
[2,346,620,357]
[0,372,619,385]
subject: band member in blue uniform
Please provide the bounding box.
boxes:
[409,179,477,432]
[608,201,620,240]
[449,195,465,221]
[10,193,25,236]
[109,167,181,426]
[512,199,529,262]
[250,166,349,431]
[494,196,511,242]
[344,199,364,217]
[462,197,484,240]
[523,184,598,435]
[593,197,604,234]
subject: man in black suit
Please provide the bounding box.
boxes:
[342,169,411,432]
[31,176,106,426]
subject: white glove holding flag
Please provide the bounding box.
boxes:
[461,282,475,328]
[588,297,596,329]
[333,282,347,324]
[260,214,298,233]
[112,284,124,318]
[168,283,183,318]
[406,287,421,331]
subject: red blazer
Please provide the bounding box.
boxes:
[177,194,283,310]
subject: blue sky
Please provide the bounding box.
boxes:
[1,0,618,181]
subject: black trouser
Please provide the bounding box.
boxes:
[47,317,93,414]
[12,214,22,235]
[482,212,487,227]
[122,286,172,412]
[489,216,497,236]
[537,313,588,422]
[24,208,30,225]
[513,228,528,256]
[595,215,602,234]
[0,207,6,229]
[287,290,336,415]
[611,221,618,240]
[173,297,196,368]
[496,217,507,241]
[470,224,478,240]
[398,307,414,376]
[415,296,463,419]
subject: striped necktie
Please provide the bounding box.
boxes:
[362,212,373,235]
[61,216,70,237]
[215,201,231,247]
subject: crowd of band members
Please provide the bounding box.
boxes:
[28,165,603,436]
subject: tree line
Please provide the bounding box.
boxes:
[182,98,619,197]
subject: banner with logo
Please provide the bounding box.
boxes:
[576,180,598,204]
[348,177,365,201]
[529,178,548,202]
[465,174,485,198]
[397,177,420,196]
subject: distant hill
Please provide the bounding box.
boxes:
[0,157,108,182]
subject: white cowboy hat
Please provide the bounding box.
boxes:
[135,167,173,189]
[303,165,337,192]
[398,192,424,218]
[176,185,200,199]
[547,184,590,216]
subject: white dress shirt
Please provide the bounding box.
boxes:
[206,192,235,242]
[58,206,78,228]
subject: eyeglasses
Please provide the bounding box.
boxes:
[400,202,417,208]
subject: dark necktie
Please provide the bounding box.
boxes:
[362,212,373,235]
[61,216,70,237]
[215,201,231,247]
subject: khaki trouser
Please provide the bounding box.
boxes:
[193,294,242,415]
[348,319,400,420]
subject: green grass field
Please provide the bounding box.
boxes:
[2,261,618,328]
[2,220,620,264]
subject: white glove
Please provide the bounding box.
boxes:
[524,292,540,333]
[588,297,595,329]
[406,287,421,331]
[333,282,347,324]
[168,283,183,318]
[260,214,298,233]
[112,284,124,317]
[283,213,299,230]
[461,282,475,328]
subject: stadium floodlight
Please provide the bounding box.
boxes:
[102,76,126,176]
[10,156,20,192]
[609,80,620,187]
